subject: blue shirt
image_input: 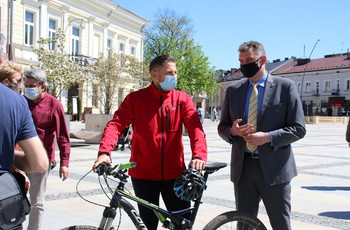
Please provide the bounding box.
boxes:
[0,84,37,172]
[245,74,268,120]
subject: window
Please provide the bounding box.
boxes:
[305,82,311,92]
[107,39,112,57]
[336,79,340,92]
[48,19,56,50]
[71,27,80,56]
[325,80,331,91]
[25,11,34,45]
[119,43,125,55]
[130,46,136,57]
[346,79,350,90]
[315,81,319,95]
[297,82,301,93]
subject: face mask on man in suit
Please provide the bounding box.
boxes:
[240,57,262,78]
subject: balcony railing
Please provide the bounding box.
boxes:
[331,89,340,95]
[70,54,95,67]
[312,90,320,96]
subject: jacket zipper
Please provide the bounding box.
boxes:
[160,95,165,181]
[166,110,171,131]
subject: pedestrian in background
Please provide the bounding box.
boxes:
[212,106,218,122]
[23,68,71,230]
[197,106,204,124]
[218,41,306,230]
[93,54,207,230]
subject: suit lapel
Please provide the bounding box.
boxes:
[239,80,249,123]
[259,74,274,121]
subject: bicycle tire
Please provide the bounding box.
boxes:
[203,211,267,230]
[60,226,99,230]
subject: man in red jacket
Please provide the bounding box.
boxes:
[93,54,208,230]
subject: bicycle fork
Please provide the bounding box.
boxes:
[99,207,117,230]
[103,190,148,230]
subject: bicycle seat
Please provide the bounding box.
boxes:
[204,162,227,172]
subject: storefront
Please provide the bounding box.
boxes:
[328,97,345,116]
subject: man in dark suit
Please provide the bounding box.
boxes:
[218,41,306,230]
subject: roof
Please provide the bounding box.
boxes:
[272,54,350,75]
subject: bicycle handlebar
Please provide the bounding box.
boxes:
[96,162,136,182]
[96,161,227,182]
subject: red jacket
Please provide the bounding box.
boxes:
[98,83,207,181]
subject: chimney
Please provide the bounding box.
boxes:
[296,58,310,65]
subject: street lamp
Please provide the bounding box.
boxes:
[300,39,320,116]
[8,0,14,60]
[63,18,85,62]
[64,18,85,36]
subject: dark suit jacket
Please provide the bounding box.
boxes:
[218,74,306,185]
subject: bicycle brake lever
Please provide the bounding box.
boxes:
[96,162,110,176]
[107,164,121,177]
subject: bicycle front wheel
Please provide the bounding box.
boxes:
[203,211,267,230]
[60,226,99,230]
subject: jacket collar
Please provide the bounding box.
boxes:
[148,82,173,98]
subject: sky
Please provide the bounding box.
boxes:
[113,0,350,70]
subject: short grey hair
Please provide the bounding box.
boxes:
[238,41,266,56]
[24,68,47,84]
[0,33,6,59]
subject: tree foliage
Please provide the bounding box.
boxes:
[31,28,87,98]
[89,53,148,114]
[144,9,219,96]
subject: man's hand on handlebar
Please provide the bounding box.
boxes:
[93,154,112,172]
[189,159,206,171]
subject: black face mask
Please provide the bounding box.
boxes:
[240,57,262,78]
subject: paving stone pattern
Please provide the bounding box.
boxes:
[23,120,350,230]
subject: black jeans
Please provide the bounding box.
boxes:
[131,177,190,230]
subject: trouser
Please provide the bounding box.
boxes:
[131,177,191,230]
[234,156,292,230]
[26,166,50,230]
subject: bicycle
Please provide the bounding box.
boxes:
[61,161,267,230]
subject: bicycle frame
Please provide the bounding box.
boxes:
[98,171,210,230]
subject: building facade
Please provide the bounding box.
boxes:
[272,54,350,116]
[1,0,149,114]
[216,54,350,117]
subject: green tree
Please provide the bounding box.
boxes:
[144,9,219,96]
[31,28,87,98]
[90,52,148,114]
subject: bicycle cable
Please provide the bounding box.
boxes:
[75,169,110,208]
[75,167,131,229]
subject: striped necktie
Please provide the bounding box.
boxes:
[246,83,258,152]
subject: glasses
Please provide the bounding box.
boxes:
[8,78,21,86]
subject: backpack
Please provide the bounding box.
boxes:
[0,172,30,230]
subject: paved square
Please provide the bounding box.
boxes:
[23,120,350,229]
